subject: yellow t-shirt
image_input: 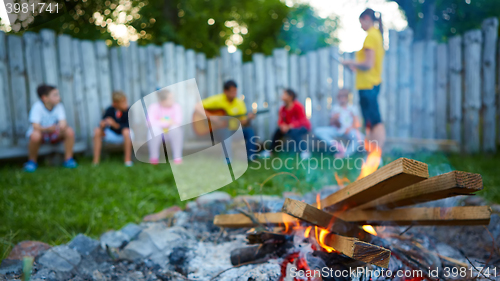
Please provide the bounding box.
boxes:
[355,26,384,90]
[202,93,247,130]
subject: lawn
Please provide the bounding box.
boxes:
[1,151,499,262]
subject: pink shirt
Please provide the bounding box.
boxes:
[147,103,183,129]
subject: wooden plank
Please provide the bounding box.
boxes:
[80,40,101,138]
[213,212,299,228]
[23,32,44,107]
[119,45,132,101]
[95,41,112,111]
[273,48,288,93]
[436,43,449,140]
[232,49,243,96]
[40,29,59,86]
[175,45,186,84]
[186,49,196,80]
[220,47,231,83]
[253,53,266,139]
[154,46,164,88]
[423,41,437,139]
[57,34,76,131]
[163,42,175,86]
[463,30,482,153]
[337,206,491,226]
[72,39,87,141]
[0,31,13,146]
[351,171,482,210]
[298,55,308,106]
[146,44,157,92]
[397,29,413,138]
[110,47,123,92]
[207,58,218,97]
[481,18,498,152]
[330,46,339,107]
[242,62,254,109]
[265,56,278,139]
[322,233,391,268]
[318,158,429,211]
[128,42,141,102]
[411,41,424,138]
[308,51,318,126]
[289,53,299,93]
[318,47,330,127]
[386,30,398,137]
[196,53,207,98]
[7,35,29,144]
[449,36,463,144]
[138,46,148,97]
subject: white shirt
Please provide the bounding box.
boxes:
[26,100,66,137]
[331,104,358,134]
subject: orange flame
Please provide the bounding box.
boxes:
[317,228,335,253]
[282,213,291,233]
[334,172,351,189]
[362,225,378,236]
[357,147,382,180]
[304,226,312,238]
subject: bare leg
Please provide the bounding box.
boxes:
[92,127,103,164]
[148,127,162,160]
[122,128,132,163]
[166,129,184,160]
[61,127,75,160]
[28,130,43,162]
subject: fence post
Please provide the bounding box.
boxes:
[232,50,243,97]
[154,46,164,88]
[423,41,437,139]
[463,30,482,153]
[289,53,299,93]
[253,53,266,140]
[220,47,231,83]
[72,39,87,141]
[146,45,157,93]
[481,18,498,152]
[119,46,132,100]
[318,47,331,127]
[58,34,76,131]
[398,28,413,138]
[207,58,218,97]
[7,35,28,145]
[0,31,12,146]
[80,40,100,138]
[330,46,339,108]
[386,30,398,137]
[95,41,112,109]
[243,62,254,109]
[40,29,59,86]
[196,53,207,99]
[162,42,175,86]
[128,42,141,103]
[23,32,44,107]
[298,55,308,107]
[308,51,319,127]
[265,56,277,139]
[448,36,463,144]
[110,47,122,92]
[411,41,424,138]
[435,43,449,140]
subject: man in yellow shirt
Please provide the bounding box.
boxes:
[342,8,385,153]
[194,80,257,160]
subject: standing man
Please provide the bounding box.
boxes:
[194,80,257,161]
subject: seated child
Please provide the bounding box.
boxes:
[262,89,311,159]
[92,91,133,166]
[24,85,77,172]
[314,88,364,158]
[147,88,183,165]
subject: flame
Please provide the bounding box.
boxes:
[362,225,378,236]
[357,146,382,180]
[317,228,335,253]
[334,172,351,189]
[282,213,291,233]
[304,226,312,238]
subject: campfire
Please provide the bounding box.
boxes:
[214,157,492,280]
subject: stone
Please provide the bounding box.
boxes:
[0,259,22,275]
[68,234,100,256]
[7,240,51,260]
[491,204,500,214]
[185,201,198,212]
[38,245,82,272]
[196,191,231,206]
[120,223,143,239]
[118,237,159,261]
[100,230,129,249]
[143,206,182,222]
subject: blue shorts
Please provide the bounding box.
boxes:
[359,84,382,129]
[103,128,124,144]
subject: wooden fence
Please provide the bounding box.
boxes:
[0,17,499,158]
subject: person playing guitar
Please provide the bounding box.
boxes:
[194,80,257,161]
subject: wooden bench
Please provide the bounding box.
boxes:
[0,141,87,160]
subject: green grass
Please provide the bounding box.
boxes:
[1,151,499,262]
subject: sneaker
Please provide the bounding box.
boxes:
[23,160,38,172]
[125,161,134,167]
[173,159,182,165]
[150,158,159,165]
[300,151,311,160]
[63,158,78,169]
[260,150,271,159]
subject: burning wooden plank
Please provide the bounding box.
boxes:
[336,206,492,226]
[213,212,298,228]
[318,157,429,211]
[351,171,483,210]
[323,233,391,268]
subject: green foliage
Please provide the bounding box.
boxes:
[278,4,340,54]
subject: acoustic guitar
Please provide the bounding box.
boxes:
[192,108,269,136]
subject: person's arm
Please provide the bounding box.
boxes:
[56,105,67,131]
[352,49,375,71]
[288,104,307,128]
[29,104,56,132]
[32,123,57,133]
